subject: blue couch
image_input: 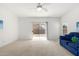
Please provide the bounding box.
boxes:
[60,32,79,56]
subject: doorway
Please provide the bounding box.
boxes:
[32,22,47,40]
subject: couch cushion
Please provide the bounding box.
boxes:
[66,45,78,55]
[68,42,78,50]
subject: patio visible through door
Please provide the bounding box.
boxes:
[32,22,47,40]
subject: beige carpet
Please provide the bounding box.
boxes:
[0,40,73,56]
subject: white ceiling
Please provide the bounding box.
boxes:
[0,3,79,17]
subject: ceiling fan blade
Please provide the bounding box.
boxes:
[37,3,46,6]
[42,7,48,12]
[41,3,50,6]
[41,3,48,6]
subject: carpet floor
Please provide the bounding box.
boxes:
[0,40,73,56]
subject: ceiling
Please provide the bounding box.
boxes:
[0,3,79,17]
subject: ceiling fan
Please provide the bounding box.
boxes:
[36,3,48,12]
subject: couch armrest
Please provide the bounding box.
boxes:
[60,36,65,40]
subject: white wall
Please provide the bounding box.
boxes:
[18,17,60,40]
[61,8,79,35]
[0,7,18,47]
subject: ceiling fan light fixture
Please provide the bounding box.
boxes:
[37,7,42,11]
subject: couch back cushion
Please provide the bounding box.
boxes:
[64,32,79,41]
[65,35,72,41]
[69,32,79,37]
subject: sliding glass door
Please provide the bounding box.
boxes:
[32,22,47,40]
